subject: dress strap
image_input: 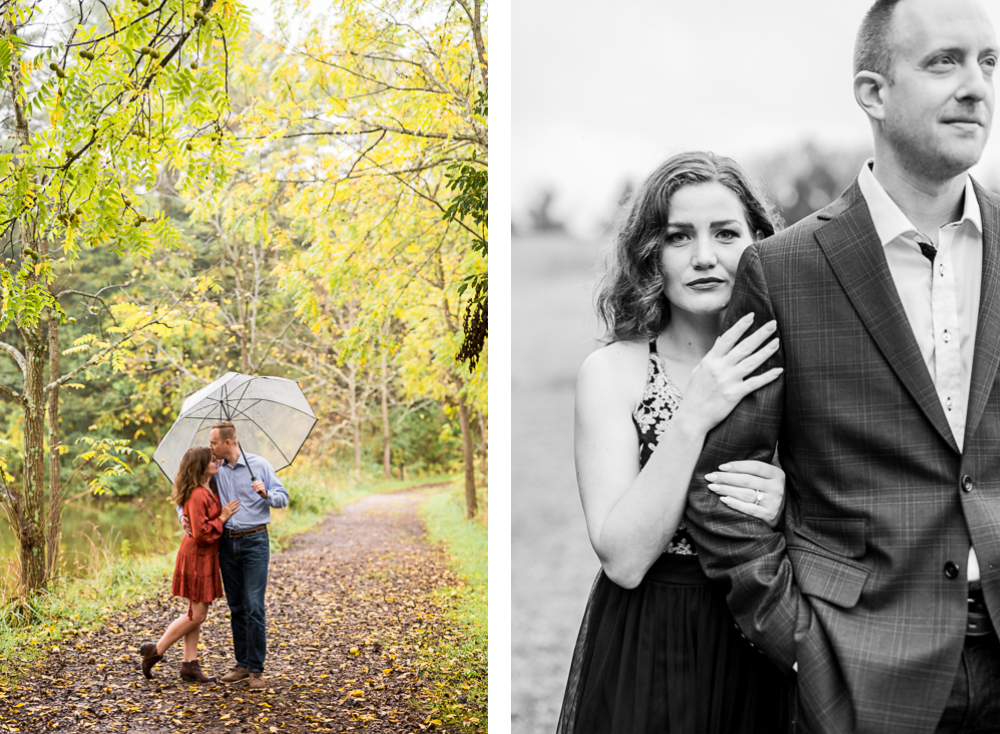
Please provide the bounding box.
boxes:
[649,338,658,354]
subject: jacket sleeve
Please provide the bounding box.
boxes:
[187,489,224,547]
[684,245,810,673]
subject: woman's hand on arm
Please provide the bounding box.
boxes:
[577,317,783,589]
[705,460,785,528]
[673,313,782,437]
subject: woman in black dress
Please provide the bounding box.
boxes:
[559,151,790,733]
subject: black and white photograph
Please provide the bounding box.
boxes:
[514,0,1000,732]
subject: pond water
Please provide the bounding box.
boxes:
[0,495,183,578]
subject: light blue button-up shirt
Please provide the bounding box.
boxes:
[177,452,288,530]
[215,452,288,529]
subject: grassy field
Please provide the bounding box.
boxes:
[512,231,607,733]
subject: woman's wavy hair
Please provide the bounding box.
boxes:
[171,446,215,508]
[596,151,783,343]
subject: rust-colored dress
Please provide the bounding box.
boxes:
[172,485,225,613]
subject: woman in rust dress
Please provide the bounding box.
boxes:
[139,446,240,682]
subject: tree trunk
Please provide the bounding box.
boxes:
[477,409,487,479]
[353,420,362,472]
[9,17,48,595]
[20,322,47,594]
[457,395,477,519]
[349,366,362,473]
[381,345,391,479]
[46,315,62,580]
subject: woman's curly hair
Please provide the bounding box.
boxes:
[596,151,783,343]
[171,446,215,508]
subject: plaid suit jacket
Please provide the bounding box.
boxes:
[685,178,1000,734]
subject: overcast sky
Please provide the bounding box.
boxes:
[513,0,1000,236]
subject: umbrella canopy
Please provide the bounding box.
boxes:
[153,372,317,483]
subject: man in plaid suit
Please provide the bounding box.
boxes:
[686,0,1000,732]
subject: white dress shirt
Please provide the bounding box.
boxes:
[857,161,983,582]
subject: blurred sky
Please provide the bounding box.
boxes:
[513,0,1000,237]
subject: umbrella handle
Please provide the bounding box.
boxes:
[240,444,258,482]
[221,399,257,482]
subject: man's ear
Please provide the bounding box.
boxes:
[854,71,889,122]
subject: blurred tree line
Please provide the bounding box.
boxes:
[0,0,487,595]
[752,141,871,226]
[520,140,1000,239]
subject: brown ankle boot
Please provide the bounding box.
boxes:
[139,642,163,679]
[179,659,217,683]
[221,666,249,683]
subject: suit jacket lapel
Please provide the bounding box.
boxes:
[964,181,1000,448]
[814,181,960,454]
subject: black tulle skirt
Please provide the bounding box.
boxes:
[557,553,790,734]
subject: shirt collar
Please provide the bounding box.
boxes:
[225,452,248,468]
[857,159,982,247]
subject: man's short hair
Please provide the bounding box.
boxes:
[211,421,238,443]
[854,0,905,80]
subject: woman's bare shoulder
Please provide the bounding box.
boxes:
[577,339,650,402]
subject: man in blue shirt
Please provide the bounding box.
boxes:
[181,420,288,690]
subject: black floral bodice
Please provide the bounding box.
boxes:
[631,340,697,556]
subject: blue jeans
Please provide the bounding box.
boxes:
[219,530,269,673]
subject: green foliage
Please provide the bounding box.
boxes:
[444,90,489,370]
[73,435,149,496]
[444,91,489,270]
[0,0,247,323]
[390,402,463,476]
[0,0,487,597]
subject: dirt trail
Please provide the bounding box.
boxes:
[2,487,473,733]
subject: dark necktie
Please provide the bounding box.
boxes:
[916,238,937,263]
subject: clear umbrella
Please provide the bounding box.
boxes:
[153,372,317,483]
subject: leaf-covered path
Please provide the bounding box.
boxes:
[2,488,478,733]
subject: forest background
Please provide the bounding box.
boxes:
[0,0,488,603]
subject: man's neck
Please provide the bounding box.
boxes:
[871,156,968,242]
[225,446,242,466]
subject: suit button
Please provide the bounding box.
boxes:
[944,561,960,579]
[962,475,974,492]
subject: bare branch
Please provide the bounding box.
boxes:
[0,382,21,402]
[233,128,381,141]
[455,0,488,90]
[55,288,118,318]
[0,340,26,373]
[354,120,481,144]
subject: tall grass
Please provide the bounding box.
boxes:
[0,532,175,687]
[416,482,489,731]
